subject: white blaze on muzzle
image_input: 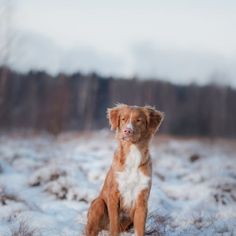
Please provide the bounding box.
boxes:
[126,121,133,130]
[126,114,134,131]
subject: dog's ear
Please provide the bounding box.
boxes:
[143,106,164,134]
[107,107,120,130]
[107,104,127,130]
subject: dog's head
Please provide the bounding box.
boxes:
[107,104,164,143]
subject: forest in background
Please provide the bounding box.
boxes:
[0,66,235,137]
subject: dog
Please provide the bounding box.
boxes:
[86,104,164,236]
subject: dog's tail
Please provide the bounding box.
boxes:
[85,197,108,236]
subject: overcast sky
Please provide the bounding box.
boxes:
[2,0,236,85]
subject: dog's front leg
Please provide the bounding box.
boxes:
[107,195,119,236]
[133,190,148,236]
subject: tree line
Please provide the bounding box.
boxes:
[0,67,235,137]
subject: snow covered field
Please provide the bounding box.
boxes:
[0,131,236,236]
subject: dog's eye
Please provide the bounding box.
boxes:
[121,117,125,121]
[136,119,141,122]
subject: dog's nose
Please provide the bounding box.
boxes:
[123,128,133,136]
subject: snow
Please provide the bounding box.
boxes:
[0,131,236,236]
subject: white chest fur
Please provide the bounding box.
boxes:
[116,145,150,208]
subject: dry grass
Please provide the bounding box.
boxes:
[10,221,40,236]
[0,188,21,206]
[145,211,171,236]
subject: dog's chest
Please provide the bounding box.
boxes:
[116,145,150,208]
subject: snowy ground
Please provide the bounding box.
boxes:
[0,130,236,236]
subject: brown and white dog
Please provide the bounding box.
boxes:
[86,104,164,236]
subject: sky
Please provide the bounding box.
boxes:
[1,0,236,85]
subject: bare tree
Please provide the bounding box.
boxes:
[0,0,15,114]
[0,0,14,66]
